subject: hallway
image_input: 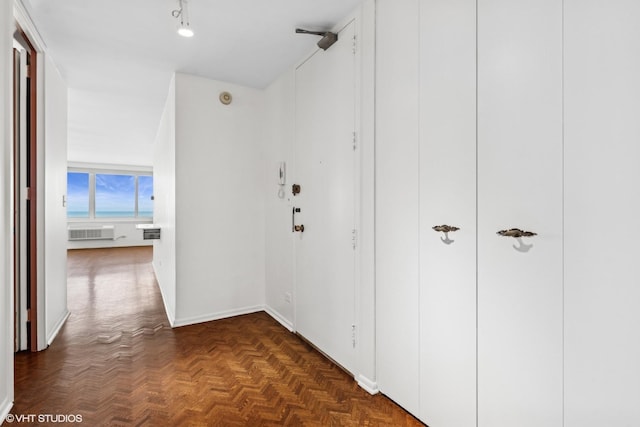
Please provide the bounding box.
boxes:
[9,247,420,426]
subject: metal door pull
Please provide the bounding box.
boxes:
[497,228,537,238]
[432,225,460,233]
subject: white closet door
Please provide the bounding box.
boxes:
[418,0,477,426]
[477,0,563,426]
[564,1,640,425]
[375,0,421,415]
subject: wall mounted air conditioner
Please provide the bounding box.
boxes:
[68,225,115,241]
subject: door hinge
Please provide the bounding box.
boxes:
[26,308,31,322]
[352,131,357,150]
[352,35,357,54]
[25,187,31,200]
[352,229,357,250]
[352,324,356,348]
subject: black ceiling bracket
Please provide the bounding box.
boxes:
[295,28,338,51]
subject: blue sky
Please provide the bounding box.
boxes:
[67,172,89,213]
[95,174,135,214]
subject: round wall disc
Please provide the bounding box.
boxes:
[219,91,232,105]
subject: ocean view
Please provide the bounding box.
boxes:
[68,172,153,219]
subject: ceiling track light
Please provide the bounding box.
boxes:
[295,28,338,51]
[172,0,194,38]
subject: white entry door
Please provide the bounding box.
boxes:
[294,21,356,374]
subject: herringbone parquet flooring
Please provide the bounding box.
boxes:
[9,247,422,426]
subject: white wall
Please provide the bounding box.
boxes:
[43,54,70,345]
[0,0,14,421]
[172,73,266,326]
[153,75,177,324]
[263,70,295,330]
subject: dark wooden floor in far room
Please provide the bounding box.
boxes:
[10,247,422,426]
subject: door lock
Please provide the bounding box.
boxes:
[292,207,304,232]
[292,184,301,195]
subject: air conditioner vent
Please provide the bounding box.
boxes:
[68,225,115,241]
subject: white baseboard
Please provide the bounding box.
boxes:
[161,296,176,327]
[357,374,379,395]
[172,305,264,328]
[152,262,175,327]
[0,396,13,425]
[47,310,70,346]
[264,305,295,332]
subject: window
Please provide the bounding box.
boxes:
[67,169,153,219]
[67,172,90,218]
[138,175,154,218]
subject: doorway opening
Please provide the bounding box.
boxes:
[13,27,38,353]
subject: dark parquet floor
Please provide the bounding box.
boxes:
[8,247,422,426]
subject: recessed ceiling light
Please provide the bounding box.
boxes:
[177,24,194,38]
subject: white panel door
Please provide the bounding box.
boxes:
[294,21,356,374]
[564,1,640,425]
[477,0,563,426]
[418,0,477,426]
[374,0,421,414]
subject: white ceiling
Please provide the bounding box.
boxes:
[23,0,363,166]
